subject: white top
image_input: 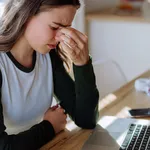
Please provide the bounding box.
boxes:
[0,51,53,134]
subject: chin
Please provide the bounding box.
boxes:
[36,49,51,55]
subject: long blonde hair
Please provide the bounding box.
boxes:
[0,0,80,68]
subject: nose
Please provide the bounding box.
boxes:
[54,29,63,44]
[55,36,59,43]
[56,31,62,37]
[52,39,59,47]
[51,35,59,45]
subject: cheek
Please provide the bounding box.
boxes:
[24,22,55,47]
[47,29,56,41]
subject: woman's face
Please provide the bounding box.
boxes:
[24,5,77,54]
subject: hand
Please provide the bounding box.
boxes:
[43,106,67,134]
[55,27,89,66]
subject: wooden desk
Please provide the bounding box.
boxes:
[40,70,150,150]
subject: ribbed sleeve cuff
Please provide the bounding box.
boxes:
[39,120,56,141]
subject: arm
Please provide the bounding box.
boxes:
[50,50,99,129]
[0,72,55,150]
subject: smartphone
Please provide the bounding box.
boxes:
[128,108,150,117]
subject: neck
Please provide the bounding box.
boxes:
[10,36,34,68]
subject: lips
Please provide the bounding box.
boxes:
[47,44,56,49]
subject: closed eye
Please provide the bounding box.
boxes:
[50,26,59,31]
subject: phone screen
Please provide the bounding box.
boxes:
[128,108,150,117]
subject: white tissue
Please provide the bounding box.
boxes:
[134,78,150,96]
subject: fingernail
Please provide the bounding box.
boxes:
[51,104,59,110]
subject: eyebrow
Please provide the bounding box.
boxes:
[53,22,71,27]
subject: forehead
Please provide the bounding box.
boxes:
[38,5,77,25]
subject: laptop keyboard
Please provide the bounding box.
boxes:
[120,124,150,150]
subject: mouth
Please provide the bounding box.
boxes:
[47,44,56,49]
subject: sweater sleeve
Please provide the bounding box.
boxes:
[0,70,56,150]
[50,50,99,129]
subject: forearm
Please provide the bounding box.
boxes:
[51,50,99,129]
[0,120,55,150]
[73,58,99,129]
[54,59,99,128]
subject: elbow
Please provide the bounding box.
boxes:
[75,120,96,129]
[74,88,99,129]
[74,105,99,129]
[74,113,98,129]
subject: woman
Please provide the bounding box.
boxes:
[0,0,99,149]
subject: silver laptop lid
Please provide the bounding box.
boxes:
[82,116,150,150]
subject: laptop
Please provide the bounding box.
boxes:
[82,116,150,150]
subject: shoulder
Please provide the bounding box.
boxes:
[0,52,6,69]
[0,52,6,87]
[0,53,3,88]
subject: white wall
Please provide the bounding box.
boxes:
[73,0,120,33]
[0,1,4,17]
[88,20,150,81]
[73,0,85,33]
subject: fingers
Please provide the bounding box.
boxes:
[58,28,85,50]
[57,34,77,49]
[51,104,59,110]
[60,41,80,62]
[57,107,64,113]
[50,105,67,121]
[51,105,66,114]
[57,108,67,122]
[69,28,88,43]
